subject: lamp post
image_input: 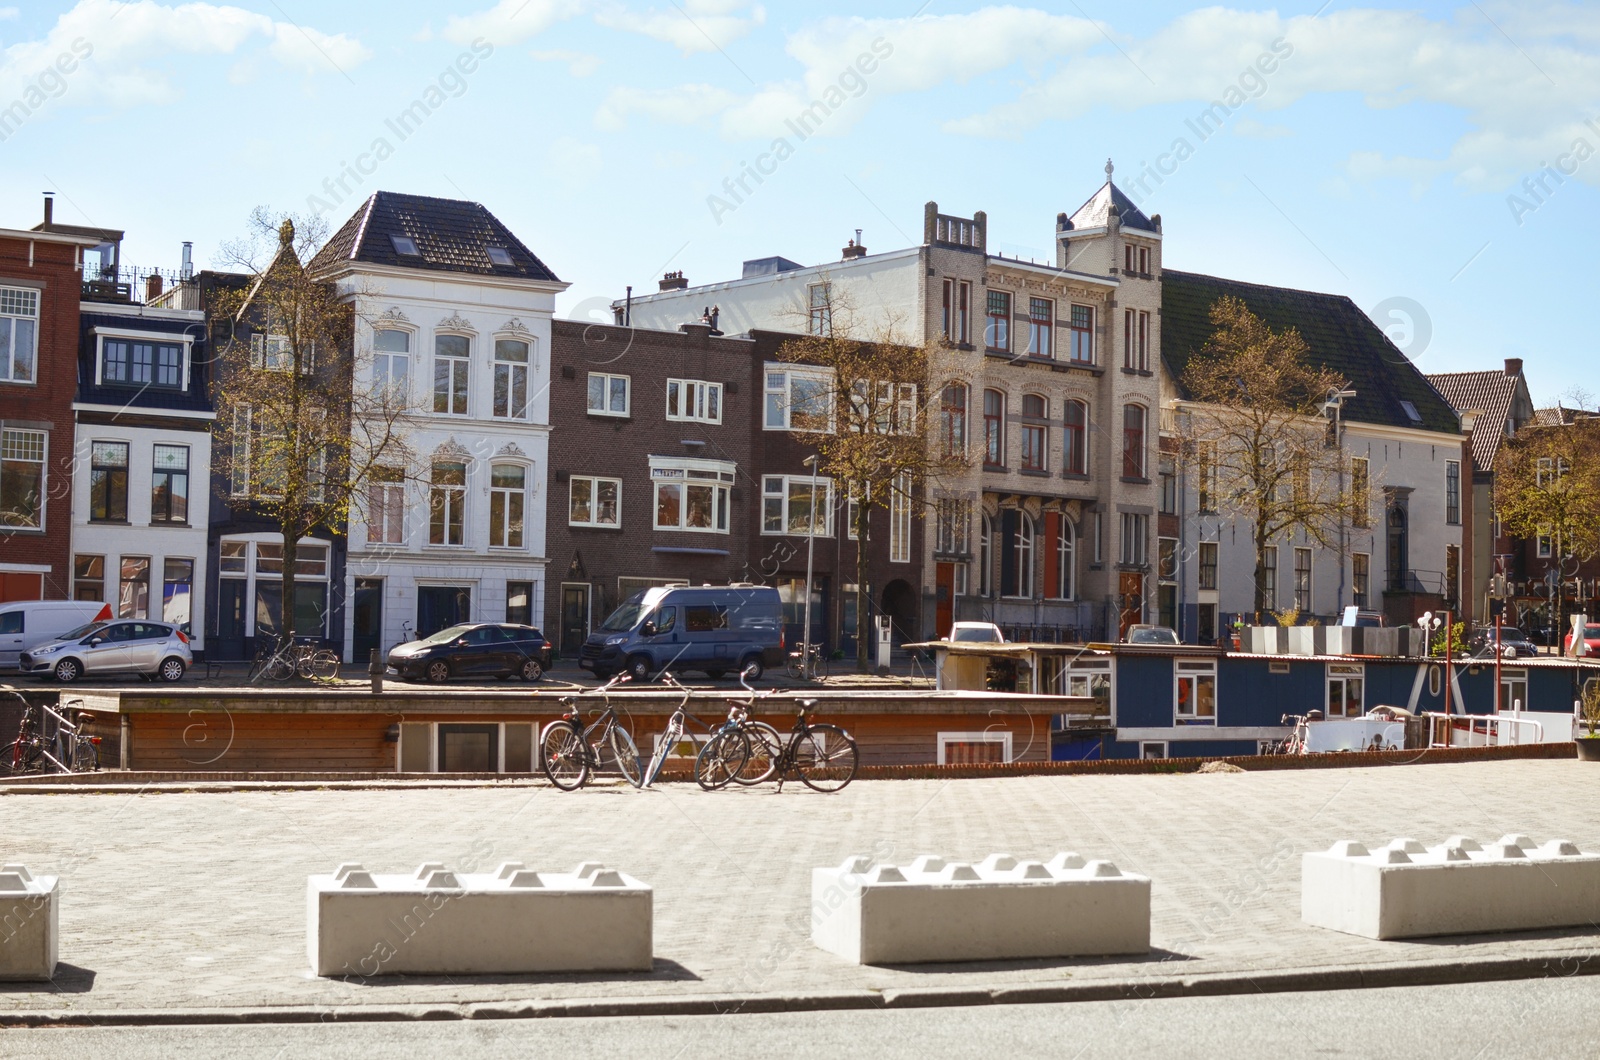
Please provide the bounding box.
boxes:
[802,454,820,680]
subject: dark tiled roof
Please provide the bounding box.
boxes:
[1426,369,1527,468]
[1532,405,1599,426]
[1161,270,1459,435]
[1067,181,1158,233]
[77,311,212,413]
[309,192,559,282]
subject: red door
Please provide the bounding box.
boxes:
[935,562,955,638]
[1119,571,1144,639]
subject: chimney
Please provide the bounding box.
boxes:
[659,270,688,291]
[145,273,164,302]
[180,242,194,281]
[42,193,53,227]
[1505,357,1523,378]
[842,229,867,261]
[924,202,938,245]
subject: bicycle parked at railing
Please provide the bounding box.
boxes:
[784,642,829,681]
[539,673,643,791]
[247,637,341,683]
[695,665,859,792]
[644,670,785,787]
[3,691,101,775]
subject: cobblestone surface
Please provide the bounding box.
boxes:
[2,759,1598,1017]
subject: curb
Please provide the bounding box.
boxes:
[5,953,1597,1028]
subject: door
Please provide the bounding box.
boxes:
[0,609,23,668]
[126,623,170,671]
[216,580,247,661]
[1118,572,1144,639]
[437,724,499,772]
[935,563,955,639]
[417,586,471,637]
[79,621,135,673]
[561,584,590,656]
[352,578,383,663]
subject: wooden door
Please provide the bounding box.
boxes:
[935,562,955,638]
[1119,571,1144,639]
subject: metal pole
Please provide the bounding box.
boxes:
[802,456,819,679]
[1443,609,1453,716]
[1494,612,1503,716]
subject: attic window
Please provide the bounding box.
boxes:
[390,235,420,256]
[486,246,514,267]
[1399,400,1422,424]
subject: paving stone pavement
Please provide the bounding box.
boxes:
[3,759,1599,1018]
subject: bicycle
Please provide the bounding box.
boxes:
[247,638,340,683]
[4,692,100,775]
[539,673,643,791]
[695,666,859,793]
[784,643,829,681]
[647,670,784,788]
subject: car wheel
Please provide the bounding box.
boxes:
[158,657,187,682]
[521,658,544,682]
[426,660,451,683]
[627,654,653,682]
[739,655,764,681]
[53,658,81,684]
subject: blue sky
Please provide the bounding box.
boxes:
[2,1,1596,405]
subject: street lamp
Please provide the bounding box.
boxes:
[801,454,820,680]
[1418,611,1442,656]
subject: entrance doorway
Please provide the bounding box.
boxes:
[935,563,955,638]
[560,583,591,656]
[881,578,918,643]
[417,585,471,637]
[353,578,383,661]
[1118,571,1144,639]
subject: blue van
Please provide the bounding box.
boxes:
[579,585,784,681]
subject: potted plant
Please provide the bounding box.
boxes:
[1577,682,1600,761]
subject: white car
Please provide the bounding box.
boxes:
[947,621,1005,644]
[18,619,193,684]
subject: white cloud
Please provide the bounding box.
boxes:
[531,47,601,77]
[442,0,584,47]
[549,134,602,185]
[267,23,371,75]
[1234,118,1292,140]
[595,0,764,55]
[596,82,740,131]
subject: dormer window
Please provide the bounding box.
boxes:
[485,246,514,267]
[390,234,420,256]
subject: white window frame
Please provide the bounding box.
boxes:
[0,426,47,530]
[433,334,471,416]
[1140,741,1168,760]
[0,286,39,384]
[1053,517,1075,600]
[217,535,332,638]
[428,461,468,547]
[372,327,412,397]
[762,474,835,537]
[488,463,528,549]
[587,371,631,417]
[807,282,832,336]
[764,364,835,432]
[1327,662,1365,718]
[650,455,735,534]
[934,497,971,555]
[250,332,312,374]
[492,337,533,421]
[1120,511,1148,567]
[569,475,622,529]
[1500,667,1529,712]
[366,467,406,545]
[1294,546,1312,612]
[936,731,1012,765]
[93,328,192,390]
[666,378,724,424]
[1175,658,1218,725]
[890,472,912,563]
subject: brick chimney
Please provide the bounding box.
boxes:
[43,193,53,227]
[145,273,164,301]
[842,230,866,261]
[1504,357,1523,378]
[659,270,688,291]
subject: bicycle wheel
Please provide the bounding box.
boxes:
[785,654,802,680]
[794,723,859,792]
[310,650,341,681]
[645,713,684,787]
[608,723,643,788]
[733,721,784,785]
[695,729,748,791]
[539,720,589,791]
[71,738,98,773]
[5,736,42,776]
[265,653,295,682]
[814,651,830,679]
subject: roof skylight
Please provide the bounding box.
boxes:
[390,234,420,256]
[486,246,514,267]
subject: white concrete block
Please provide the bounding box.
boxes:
[0,864,58,981]
[307,861,652,977]
[1302,836,1600,939]
[811,852,1150,965]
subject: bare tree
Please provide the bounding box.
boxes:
[1177,296,1359,619]
[210,212,416,649]
[1496,416,1600,640]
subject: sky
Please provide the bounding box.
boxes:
[1,0,1596,407]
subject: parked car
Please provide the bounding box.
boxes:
[19,619,191,683]
[947,621,1005,644]
[0,600,112,670]
[1125,624,1180,645]
[387,623,553,683]
[580,585,784,681]
[1467,626,1538,658]
[1341,608,1387,628]
[1563,623,1600,656]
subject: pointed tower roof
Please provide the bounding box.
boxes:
[1066,158,1159,233]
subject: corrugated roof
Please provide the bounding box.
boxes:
[1161,270,1460,435]
[309,192,559,282]
[1426,369,1526,468]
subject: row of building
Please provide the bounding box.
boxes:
[0,166,1575,663]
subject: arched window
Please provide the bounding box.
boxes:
[1020,394,1047,471]
[941,384,967,457]
[1122,403,1146,479]
[1006,512,1035,598]
[1064,399,1087,475]
[978,513,992,597]
[983,389,1005,468]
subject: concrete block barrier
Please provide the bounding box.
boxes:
[1302,835,1600,940]
[307,860,653,977]
[0,864,58,981]
[812,852,1150,965]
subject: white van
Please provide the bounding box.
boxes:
[0,600,112,670]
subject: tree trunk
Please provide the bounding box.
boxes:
[280,528,299,650]
[855,498,871,673]
[1253,519,1270,622]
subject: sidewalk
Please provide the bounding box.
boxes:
[3,759,1598,1025]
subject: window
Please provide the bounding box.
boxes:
[1002,510,1035,597]
[762,475,834,536]
[1159,537,1178,581]
[101,338,183,389]
[1050,515,1075,600]
[1122,309,1150,371]
[250,332,296,372]
[941,279,971,344]
[74,555,104,602]
[686,605,729,633]
[1536,457,1568,487]
[373,329,411,394]
[1327,663,1364,718]
[1123,244,1151,275]
[1120,512,1147,566]
[1063,399,1087,475]
[983,389,1005,468]
[1069,304,1094,363]
[390,234,420,256]
[1020,394,1047,471]
[1445,460,1461,524]
[934,498,971,555]
[1159,457,1176,514]
[1262,547,1278,607]
[1198,541,1218,590]
[1399,400,1422,424]
[569,475,621,528]
[1353,552,1370,608]
[1537,527,1553,558]
[937,732,1012,765]
[978,514,992,596]
[846,483,868,541]
[151,444,189,524]
[493,339,531,420]
[666,378,723,424]
[1,428,46,528]
[433,334,470,415]
[652,458,734,533]
[1092,509,1103,564]
[1198,442,1218,513]
[89,441,129,522]
[1141,741,1168,759]
[764,366,833,431]
[1175,659,1217,723]
[507,582,533,624]
[890,473,912,563]
[119,556,150,619]
[429,461,467,545]
[489,464,526,548]
[1294,547,1312,612]
[985,290,1011,352]
[587,371,630,417]
[1446,544,1460,607]
[1028,298,1053,358]
[367,467,405,544]
[1501,668,1529,712]
[486,245,514,267]
[1122,404,1146,479]
[0,286,39,383]
[807,283,832,336]
[163,558,193,628]
[940,385,966,457]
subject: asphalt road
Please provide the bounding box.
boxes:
[9,977,1598,1059]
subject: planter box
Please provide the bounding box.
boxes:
[1322,627,1359,656]
[0,865,57,981]
[1364,628,1400,657]
[1285,627,1317,656]
[1246,627,1282,654]
[1302,836,1600,940]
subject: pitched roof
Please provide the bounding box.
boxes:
[1067,180,1158,234]
[1532,405,1600,426]
[1161,270,1459,435]
[1426,369,1528,468]
[309,192,559,282]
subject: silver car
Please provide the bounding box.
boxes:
[18,619,193,683]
